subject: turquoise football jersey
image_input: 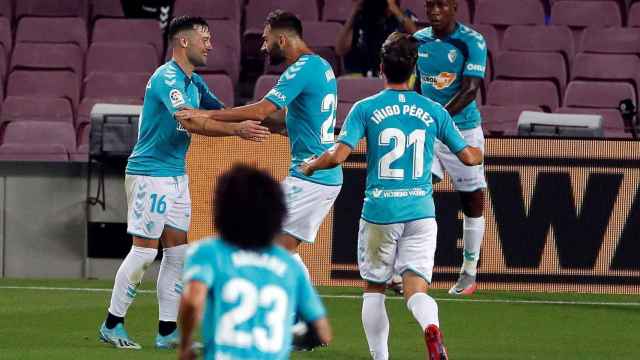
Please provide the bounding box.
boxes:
[126,60,224,176]
[338,89,468,224]
[264,54,342,186]
[413,23,487,130]
[183,237,326,360]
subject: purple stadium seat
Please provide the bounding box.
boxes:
[557,80,635,138]
[89,0,125,23]
[487,80,560,112]
[0,121,76,161]
[15,0,87,20]
[16,17,88,52]
[173,0,242,21]
[480,105,542,136]
[550,1,622,52]
[86,43,158,78]
[10,43,83,79]
[7,70,79,110]
[322,0,352,22]
[264,21,342,75]
[92,19,163,59]
[631,2,640,27]
[1,97,74,125]
[204,20,240,83]
[253,74,279,101]
[475,0,544,27]
[336,77,384,127]
[571,53,640,100]
[83,72,149,100]
[580,27,640,56]
[0,1,12,19]
[200,74,235,107]
[502,25,574,70]
[494,51,567,96]
[245,0,318,31]
[0,17,11,58]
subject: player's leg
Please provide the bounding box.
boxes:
[358,220,401,360]
[437,127,487,295]
[277,176,341,278]
[397,218,448,360]
[100,175,162,349]
[155,175,191,349]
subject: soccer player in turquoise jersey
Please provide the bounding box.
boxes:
[98,16,269,350]
[178,165,332,360]
[413,0,488,295]
[176,11,341,278]
[300,33,482,360]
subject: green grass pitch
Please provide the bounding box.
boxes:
[1,279,639,359]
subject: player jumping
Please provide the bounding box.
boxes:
[300,32,483,360]
[414,0,488,295]
[98,16,269,350]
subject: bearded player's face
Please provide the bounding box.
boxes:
[261,25,287,66]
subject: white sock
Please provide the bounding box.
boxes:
[108,245,158,317]
[292,253,310,279]
[362,293,389,360]
[157,244,188,322]
[406,292,439,331]
[462,215,485,276]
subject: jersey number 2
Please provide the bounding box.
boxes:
[379,128,426,180]
[216,278,288,353]
[320,94,337,144]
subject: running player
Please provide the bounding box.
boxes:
[98,16,269,350]
[178,165,332,360]
[414,0,488,295]
[176,10,341,278]
[300,32,482,360]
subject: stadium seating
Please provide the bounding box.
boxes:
[631,2,640,27]
[11,43,84,79]
[1,97,74,125]
[494,51,567,97]
[15,0,87,20]
[92,18,164,59]
[336,77,384,127]
[7,70,80,110]
[571,53,640,102]
[480,105,542,136]
[0,121,76,161]
[202,20,241,83]
[82,72,149,100]
[487,80,560,112]
[253,74,280,101]
[550,1,622,52]
[89,0,125,23]
[502,25,575,69]
[0,1,11,19]
[474,0,545,27]
[16,17,88,52]
[86,43,158,77]
[322,0,353,23]
[0,17,11,59]
[558,81,635,138]
[173,0,242,21]
[580,27,640,56]
[201,74,235,107]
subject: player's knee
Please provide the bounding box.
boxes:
[401,272,428,300]
[365,282,386,293]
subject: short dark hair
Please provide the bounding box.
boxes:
[167,15,208,40]
[265,10,303,37]
[380,32,418,83]
[214,165,286,250]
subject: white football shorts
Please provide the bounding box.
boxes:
[281,176,341,243]
[431,126,487,192]
[125,174,191,240]
[358,218,437,284]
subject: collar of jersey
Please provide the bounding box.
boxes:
[169,59,192,88]
[429,22,461,41]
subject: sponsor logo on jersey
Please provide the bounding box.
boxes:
[169,89,185,108]
[422,72,457,90]
[448,49,457,63]
[267,88,287,103]
[466,63,486,73]
[418,52,429,58]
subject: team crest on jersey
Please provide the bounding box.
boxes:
[423,72,457,90]
[169,89,185,108]
[448,49,457,63]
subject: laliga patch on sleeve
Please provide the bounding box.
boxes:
[169,89,186,108]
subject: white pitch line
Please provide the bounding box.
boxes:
[1,286,639,307]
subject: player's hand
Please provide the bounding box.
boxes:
[298,156,317,176]
[176,109,206,121]
[235,120,270,142]
[178,345,197,360]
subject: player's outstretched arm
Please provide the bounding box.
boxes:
[299,143,353,176]
[456,145,483,166]
[262,108,288,136]
[444,77,482,116]
[312,317,333,345]
[178,281,207,360]
[177,99,278,124]
[177,114,270,141]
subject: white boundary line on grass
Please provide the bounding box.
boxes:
[1,285,639,307]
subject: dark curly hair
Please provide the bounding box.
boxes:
[380,32,419,83]
[214,165,286,250]
[167,15,208,41]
